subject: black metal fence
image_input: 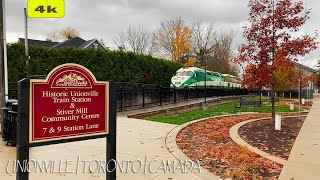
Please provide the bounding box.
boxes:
[261,89,314,99]
[115,82,246,112]
[7,82,247,112]
[2,99,18,146]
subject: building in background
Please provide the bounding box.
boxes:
[18,37,108,50]
[292,61,318,94]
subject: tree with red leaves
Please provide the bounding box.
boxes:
[235,0,318,120]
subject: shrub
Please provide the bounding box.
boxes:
[8,43,183,87]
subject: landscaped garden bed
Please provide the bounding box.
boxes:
[238,116,306,160]
[176,113,305,179]
[145,99,299,125]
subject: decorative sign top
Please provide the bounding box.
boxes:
[54,72,90,88]
[29,63,109,143]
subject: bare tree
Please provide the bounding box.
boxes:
[192,21,217,66]
[147,33,158,56]
[113,32,127,51]
[192,21,237,75]
[46,31,60,41]
[59,26,80,40]
[113,26,150,54]
[210,31,238,75]
[127,26,150,54]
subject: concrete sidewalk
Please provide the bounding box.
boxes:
[0,117,216,180]
[279,94,320,180]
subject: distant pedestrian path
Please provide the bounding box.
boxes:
[117,95,247,118]
[279,94,320,180]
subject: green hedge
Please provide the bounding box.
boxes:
[8,43,182,87]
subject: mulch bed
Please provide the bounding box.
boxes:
[239,117,305,160]
[293,101,313,107]
[176,113,305,180]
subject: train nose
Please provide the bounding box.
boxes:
[171,76,187,88]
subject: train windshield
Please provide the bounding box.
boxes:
[186,71,193,76]
[175,72,182,76]
[175,71,193,76]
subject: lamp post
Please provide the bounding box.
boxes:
[298,77,301,116]
[204,57,207,103]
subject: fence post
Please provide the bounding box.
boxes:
[232,85,234,96]
[195,85,198,99]
[45,68,49,77]
[185,86,188,100]
[159,85,162,105]
[173,86,177,103]
[142,86,145,108]
[120,87,123,112]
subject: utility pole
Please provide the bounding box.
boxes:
[24,8,29,75]
[0,0,5,136]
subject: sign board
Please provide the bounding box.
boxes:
[28,0,65,18]
[17,63,117,180]
[29,63,109,143]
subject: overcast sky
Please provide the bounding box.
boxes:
[5,0,320,69]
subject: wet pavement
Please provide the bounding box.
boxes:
[279,94,320,180]
[0,117,207,180]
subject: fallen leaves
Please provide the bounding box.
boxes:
[176,114,302,179]
[239,117,305,159]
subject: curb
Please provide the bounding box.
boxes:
[164,114,257,180]
[229,115,307,165]
[164,113,307,180]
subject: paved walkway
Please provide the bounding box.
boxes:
[279,94,320,180]
[0,117,213,180]
[117,96,230,117]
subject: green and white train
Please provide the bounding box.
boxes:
[170,67,242,89]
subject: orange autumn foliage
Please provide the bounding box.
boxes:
[59,26,80,40]
[184,57,196,67]
[274,60,296,91]
[235,0,318,91]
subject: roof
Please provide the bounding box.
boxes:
[18,38,59,47]
[222,74,237,78]
[18,37,108,50]
[79,38,108,50]
[78,39,95,49]
[52,37,87,48]
[52,37,108,50]
[291,61,318,73]
[179,67,223,77]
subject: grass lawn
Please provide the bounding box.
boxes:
[144,100,299,125]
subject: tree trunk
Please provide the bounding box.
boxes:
[271,89,276,121]
[259,88,262,102]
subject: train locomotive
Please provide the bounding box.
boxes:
[170,67,242,89]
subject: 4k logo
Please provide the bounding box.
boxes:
[35,6,57,13]
[28,0,64,18]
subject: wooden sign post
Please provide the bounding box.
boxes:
[17,63,117,180]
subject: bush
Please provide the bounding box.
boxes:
[8,43,183,87]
